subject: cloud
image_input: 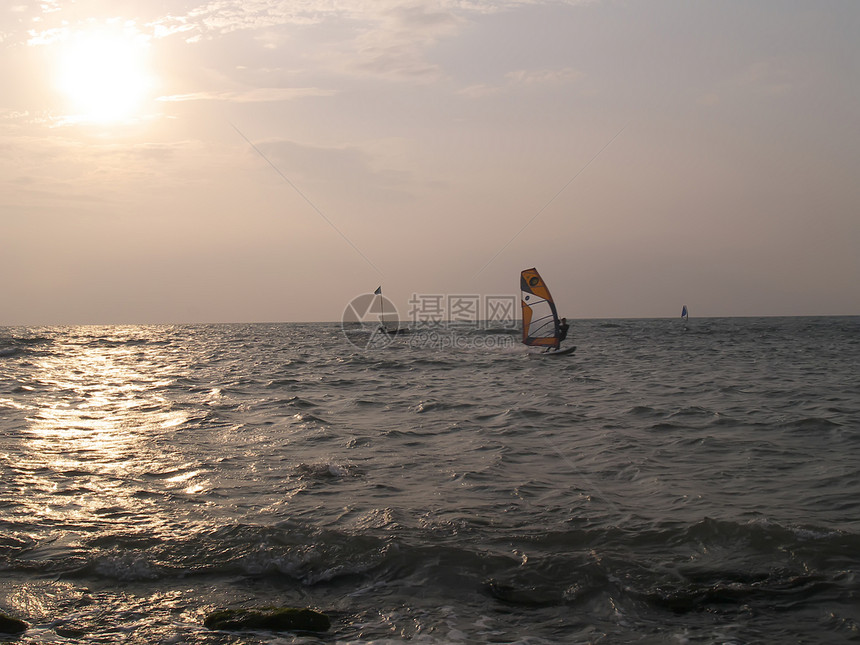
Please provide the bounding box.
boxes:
[458,83,501,99]
[505,67,582,86]
[249,136,414,200]
[149,0,345,41]
[737,58,794,96]
[345,4,461,81]
[459,66,583,98]
[0,129,206,210]
[147,1,468,81]
[147,0,532,40]
[697,57,798,107]
[16,0,592,88]
[157,87,335,103]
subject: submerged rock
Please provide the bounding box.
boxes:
[483,579,559,607]
[204,607,330,633]
[0,612,28,634]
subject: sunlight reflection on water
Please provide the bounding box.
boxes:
[15,333,193,532]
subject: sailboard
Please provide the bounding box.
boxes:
[520,267,575,356]
[681,304,689,321]
[374,286,408,335]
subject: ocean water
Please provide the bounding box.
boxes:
[0,317,858,644]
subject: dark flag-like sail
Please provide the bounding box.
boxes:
[521,267,561,350]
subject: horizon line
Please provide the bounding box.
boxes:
[2,313,858,328]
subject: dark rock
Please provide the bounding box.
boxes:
[0,612,28,634]
[204,607,330,633]
[483,579,559,607]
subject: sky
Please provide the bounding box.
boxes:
[1,0,859,324]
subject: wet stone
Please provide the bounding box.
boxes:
[204,607,330,633]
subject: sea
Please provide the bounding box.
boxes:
[0,317,858,644]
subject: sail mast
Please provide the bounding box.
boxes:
[375,286,385,328]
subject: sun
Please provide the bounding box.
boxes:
[55,25,154,124]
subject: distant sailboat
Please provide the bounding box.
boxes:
[374,286,408,335]
[681,305,689,322]
[520,268,575,356]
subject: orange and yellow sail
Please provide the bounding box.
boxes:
[520,267,561,350]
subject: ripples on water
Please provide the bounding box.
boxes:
[0,318,858,643]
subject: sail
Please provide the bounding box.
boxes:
[681,305,688,320]
[521,267,560,349]
[374,286,389,328]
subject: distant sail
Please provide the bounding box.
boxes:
[521,267,561,350]
[374,286,390,328]
[681,305,688,321]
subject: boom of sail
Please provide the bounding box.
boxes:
[521,267,561,350]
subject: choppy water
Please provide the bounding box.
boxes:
[1,318,858,643]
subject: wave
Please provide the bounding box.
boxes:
[295,462,362,480]
[782,417,843,431]
[1,512,856,644]
[4,515,854,585]
[640,568,833,614]
[279,396,320,409]
[1,320,858,642]
[0,335,55,359]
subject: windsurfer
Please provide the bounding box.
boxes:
[558,318,570,343]
[542,319,570,353]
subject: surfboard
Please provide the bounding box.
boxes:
[546,345,577,356]
[527,344,576,357]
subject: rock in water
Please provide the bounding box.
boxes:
[0,612,28,634]
[204,607,330,632]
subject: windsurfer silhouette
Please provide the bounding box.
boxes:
[558,318,570,343]
[544,318,570,352]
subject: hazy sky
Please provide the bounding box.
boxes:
[2,0,858,324]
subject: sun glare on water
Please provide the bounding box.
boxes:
[54,26,154,124]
